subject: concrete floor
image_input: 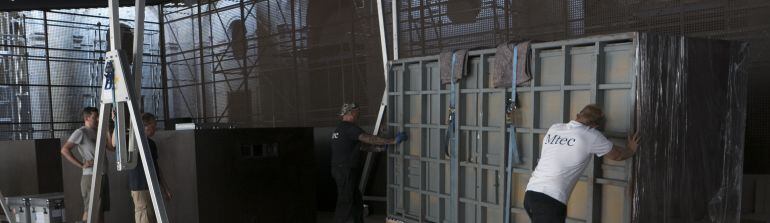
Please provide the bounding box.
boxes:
[316,212,387,223]
[0,211,389,223]
[0,213,386,223]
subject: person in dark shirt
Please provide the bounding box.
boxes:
[331,103,407,223]
[126,113,171,223]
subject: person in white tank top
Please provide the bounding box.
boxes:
[524,104,640,223]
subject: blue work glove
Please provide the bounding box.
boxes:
[395,132,408,144]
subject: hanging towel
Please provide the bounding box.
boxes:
[491,41,532,88]
[440,49,469,84]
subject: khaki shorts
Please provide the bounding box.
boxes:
[81,175,110,212]
[131,190,156,223]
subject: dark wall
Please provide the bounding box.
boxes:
[313,127,337,212]
[63,128,319,223]
[3,128,357,222]
[154,130,198,223]
[152,128,318,223]
[194,128,316,223]
[0,139,62,197]
[35,139,63,193]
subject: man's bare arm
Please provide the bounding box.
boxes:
[604,133,640,161]
[358,133,395,146]
[361,145,387,152]
[61,141,86,168]
[604,145,635,161]
[105,131,115,152]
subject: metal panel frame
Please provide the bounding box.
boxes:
[456,52,506,223]
[388,32,639,223]
[508,32,638,223]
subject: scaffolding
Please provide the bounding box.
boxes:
[0,9,163,140]
[0,12,31,140]
[160,0,383,128]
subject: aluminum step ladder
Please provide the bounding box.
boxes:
[85,0,169,222]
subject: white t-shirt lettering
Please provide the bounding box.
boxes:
[526,121,614,204]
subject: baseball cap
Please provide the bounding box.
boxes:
[339,103,359,116]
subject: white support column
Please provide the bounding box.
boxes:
[86,102,112,223]
[391,0,398,60]
[359,0,392,193]
[107,0,121,51]
[133,0,146,102]
[377,0,389,74]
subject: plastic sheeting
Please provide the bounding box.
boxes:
[632,33,748,223]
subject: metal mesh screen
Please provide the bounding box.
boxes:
[162,0,770,153]
[161,0,384,128]
[1,0,768,159]
[392,0,769,58]
[0,9,163,140]
[161,0,767,161]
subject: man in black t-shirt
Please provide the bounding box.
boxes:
[126,113,171,223]
[331,103,407,223]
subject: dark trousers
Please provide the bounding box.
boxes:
[332,166,364,223]
[524,190,567,223]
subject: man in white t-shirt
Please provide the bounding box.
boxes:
[524,104,639,223]
[60,107,113,223]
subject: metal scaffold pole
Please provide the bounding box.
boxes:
[358,0,392,199]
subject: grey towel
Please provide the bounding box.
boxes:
[491,41,531,88]
[440,49,469,84]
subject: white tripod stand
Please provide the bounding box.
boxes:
[85,0,169,222]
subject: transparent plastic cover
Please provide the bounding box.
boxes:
[632,33,749,223]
